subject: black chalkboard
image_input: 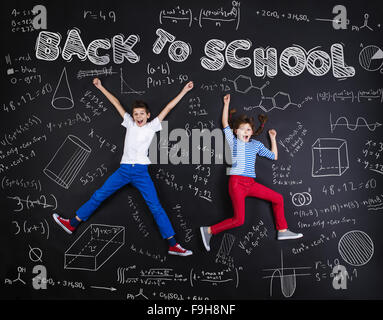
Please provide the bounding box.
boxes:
[1,0,383,302]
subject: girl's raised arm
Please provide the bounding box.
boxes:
[222,94,230,128]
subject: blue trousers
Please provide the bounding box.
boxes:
[76,164,175,239]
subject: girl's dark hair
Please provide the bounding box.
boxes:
[131,100,151,114]
[228,109,268,137]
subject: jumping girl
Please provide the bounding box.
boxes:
[200,94,303,251]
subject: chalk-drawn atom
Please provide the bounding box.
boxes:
[28,245,43,263]
[291,192,312,207]
[338,230,374,266]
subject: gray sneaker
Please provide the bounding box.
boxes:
[200,227,212,251]
[277,229,303,240]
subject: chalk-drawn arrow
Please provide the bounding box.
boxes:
[90,286,117,291]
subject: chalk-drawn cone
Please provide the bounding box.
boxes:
[51,67,74,110]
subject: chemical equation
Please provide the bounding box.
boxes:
[83,10,116,22]
[159,2,241,30]
[291,231,337,255]
[272,163,303,186]
[357,139,383,175]
[2,83,52,113]
[237,220,268,256]
[321,178,377,196]
[1,176,42,192]
[88,128,117,153]
[171,204,194,243]
[80,90,108,117]
[12,219,50,239]
[316,88,383,103]
[46,112,91,132]
[79,163,108,187]
[7,193,58,212]
[127,196,150,238]
[278,121,308,158]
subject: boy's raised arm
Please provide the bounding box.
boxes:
[93,78,126,119]
[157,81,194,122]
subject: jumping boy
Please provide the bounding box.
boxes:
[53,78,194,256]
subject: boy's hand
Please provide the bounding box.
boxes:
[93,78,102,89]
[182,81,194,92]
[223,94,230,105]
[268,129,277,139]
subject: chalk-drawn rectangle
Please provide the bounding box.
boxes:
[64,224,125,271]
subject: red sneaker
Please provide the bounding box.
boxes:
[53,213,75,234]
[168,244,193,256]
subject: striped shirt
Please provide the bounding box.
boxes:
[223,126,275,178]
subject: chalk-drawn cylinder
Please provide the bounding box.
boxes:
[43,135,91,189]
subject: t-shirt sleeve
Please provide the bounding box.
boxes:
[223,126,235,148]
[121,112,134,128]
[257,142,275,160]
[147,117,162,132]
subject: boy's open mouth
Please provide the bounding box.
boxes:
[137,120,144,125]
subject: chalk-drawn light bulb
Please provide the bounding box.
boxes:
[51,67,74,110]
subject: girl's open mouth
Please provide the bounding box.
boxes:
[137,120,144,125]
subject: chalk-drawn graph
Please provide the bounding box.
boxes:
[262,250,311,298]
[65,224,125,271]
[120,68,145,95]
[311,138,349,177]
[330,113,382,133]
[43,135,91,189]
[338,230,374,266]
[51,67,74,110]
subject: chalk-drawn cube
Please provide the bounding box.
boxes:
[311,138,349,177]
[64,224,125,271]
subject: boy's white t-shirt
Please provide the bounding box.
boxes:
[120,112,162,164]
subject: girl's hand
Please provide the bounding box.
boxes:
[223,94,230,105]
[183,81,194,92]
[268,129,277,139]
[93,78,102,89]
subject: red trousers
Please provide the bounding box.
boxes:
[211,175,288,234]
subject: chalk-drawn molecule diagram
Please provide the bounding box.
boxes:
[43,135,91,189]
[228,75,301,112]
[311,138,349,177]
[338,230,374,267]
[126,288,149,300]
[291,191,312,207]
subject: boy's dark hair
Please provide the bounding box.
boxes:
[131,100,151,115]
[228,109,268,137]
